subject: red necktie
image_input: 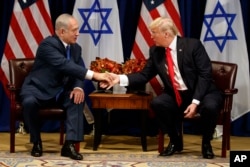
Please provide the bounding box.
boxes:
[166,47,182,106]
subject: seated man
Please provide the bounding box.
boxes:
[20,13,112,160]
[105,17,223,159]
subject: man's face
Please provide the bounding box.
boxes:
[61,18,79,44]
[150,27,166,46]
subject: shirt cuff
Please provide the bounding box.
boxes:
[192,99,200,105]
[74,87,83,91]
[119,74,129,86]
[86,70,94,80]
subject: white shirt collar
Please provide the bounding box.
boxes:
[61,41,68,49]
[168,36,177,51]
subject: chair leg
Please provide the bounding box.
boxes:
[221,121,229,157]
[59,121,64,145]
[221,132,227,158]
[158,130,164,153]
[10,124,15,153]
[221,112,231,158]
[10,117,16,153]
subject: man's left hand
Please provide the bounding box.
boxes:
[183,103,198,118]
[70,88,85,104]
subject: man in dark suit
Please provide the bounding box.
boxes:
[20,13,112,160]
[104,17,223,159]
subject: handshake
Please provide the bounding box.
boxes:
[93,72,120,90]
[90,57,146,90]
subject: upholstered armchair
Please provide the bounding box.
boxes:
[7,58,69,153]
[157,60,238,158]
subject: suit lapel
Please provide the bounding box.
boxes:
[176,37,184,75]
[176,37,189,88]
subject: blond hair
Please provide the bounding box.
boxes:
[149,17,179,36]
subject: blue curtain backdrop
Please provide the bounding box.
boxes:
[0,0,250,136]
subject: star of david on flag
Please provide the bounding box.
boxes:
[78,0,113,45]
[203,2,237,52]
[73,0,124,123]
[200,0,250,121]
[73,0,123,67]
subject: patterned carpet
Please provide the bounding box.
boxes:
[0,133,234,167]
[0,151,229,167]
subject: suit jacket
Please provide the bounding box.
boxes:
[127,36,218,102]
[20,35,87,100]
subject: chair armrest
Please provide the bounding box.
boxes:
[222,88,238,113]
[224,88,238,95]
[7,83,21,106]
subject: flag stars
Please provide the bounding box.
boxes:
[151,0,155,5]
[78,0,112,45]
[203,1,237,52]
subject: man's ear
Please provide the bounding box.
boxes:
[60,28,66,35]
[165,32,169,38]
[57,28,66,36]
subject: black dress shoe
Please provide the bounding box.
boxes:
[31,142,43,157]
[202,143,214,159]
[61,143,83,160]
[159,141,183,156]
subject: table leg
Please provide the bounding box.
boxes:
[141,109,147,151]
[93,109,103,151]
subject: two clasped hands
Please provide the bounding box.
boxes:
[93,72,120,90]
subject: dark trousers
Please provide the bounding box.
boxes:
[151,90,223,143]
[21,93,84,143]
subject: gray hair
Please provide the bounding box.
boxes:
[55,13,74,31]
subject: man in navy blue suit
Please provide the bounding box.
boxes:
[104,17,223,159]
[20,13,112,160]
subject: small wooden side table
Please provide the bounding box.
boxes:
[89,92,153,151]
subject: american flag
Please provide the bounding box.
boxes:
[0,0,53,96]
[131,0,183,96]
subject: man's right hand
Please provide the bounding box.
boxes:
[93,72,113,83]
[99,72,120,90]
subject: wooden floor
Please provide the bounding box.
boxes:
[0,132,250,157]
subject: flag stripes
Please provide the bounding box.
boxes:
[0,0,53,96]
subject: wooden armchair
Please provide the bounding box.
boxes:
[158,60,238,158]
[7,58,66,153]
